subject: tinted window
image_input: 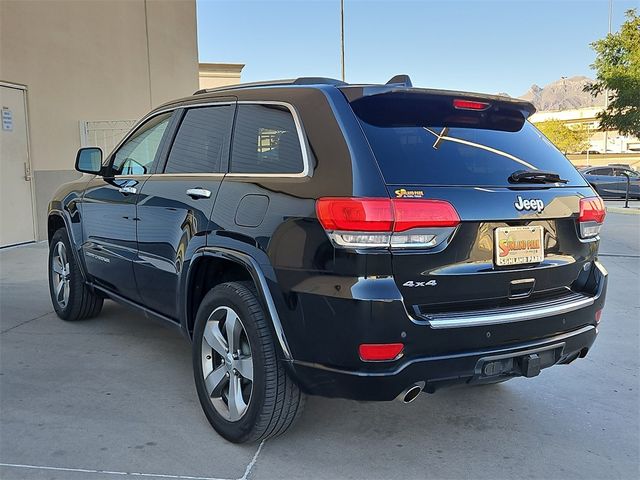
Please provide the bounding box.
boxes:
[358,121,587,187]
[230,104,304,174]
[165,105,234,174]
[591,168,612,175]
[614,168,639,178]
[112,113,171,175]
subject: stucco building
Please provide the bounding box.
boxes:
[530,107,640,155]
[0,0,199,246]
[199,63,245,90]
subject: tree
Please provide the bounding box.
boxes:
[536,120,590,154]
[584,9,640,137]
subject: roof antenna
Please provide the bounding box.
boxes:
[386,74,412,87]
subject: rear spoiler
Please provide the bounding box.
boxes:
[341,86,536,132]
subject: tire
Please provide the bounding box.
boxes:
[48,228,103,321]
[192,281,305,443]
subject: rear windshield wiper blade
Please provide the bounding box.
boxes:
[509,170,568,184]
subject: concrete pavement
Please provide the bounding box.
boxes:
[605,199,640,215]
[1,213,638,479]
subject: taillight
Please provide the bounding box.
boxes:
[316,197,460,249]
[578,196,606,239]
[315,198,393,232]
[393,199,460,230]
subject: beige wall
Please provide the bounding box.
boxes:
[1,0,198,171]
[567,153,640,169]
[0,0,198,238]
[199,63,244,90]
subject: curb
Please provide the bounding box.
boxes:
[606,207,640,215]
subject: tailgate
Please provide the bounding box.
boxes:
[347,87,601,315]
[387,185,598,313]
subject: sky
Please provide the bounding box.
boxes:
[197,0,637,97]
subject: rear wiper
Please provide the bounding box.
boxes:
[509,170,568,184]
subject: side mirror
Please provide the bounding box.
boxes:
[75,147,103,175]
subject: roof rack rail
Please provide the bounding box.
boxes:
[193,77,346,95]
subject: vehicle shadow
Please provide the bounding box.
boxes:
[55,302,635,480]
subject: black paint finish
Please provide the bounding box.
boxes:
[48,80,608,401]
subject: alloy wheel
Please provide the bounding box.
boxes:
[51,241,70,309]
[201,306,254,421]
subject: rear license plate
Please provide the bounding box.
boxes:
[494,225,544,266]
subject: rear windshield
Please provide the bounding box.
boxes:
[357,117,587,187]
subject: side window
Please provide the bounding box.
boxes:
[613,168,638,178]
[164,105,234,174]
[112,112,172,175]
[592,168,612,175]
[230,104,305,174]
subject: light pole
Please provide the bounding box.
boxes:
[603,0,612,153]
[340,0,345,81]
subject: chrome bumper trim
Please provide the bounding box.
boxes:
[422,261,607,329]
[425,294,595,329]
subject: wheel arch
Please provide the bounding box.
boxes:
[184,247,293,360]
[47,209,89,282]
[47,213,66,244]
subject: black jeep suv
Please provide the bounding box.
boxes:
[48,75,608,443]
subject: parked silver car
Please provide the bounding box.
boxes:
[579,166,640,199]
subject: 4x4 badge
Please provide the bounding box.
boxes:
[514,195,544,213]
[403,280,437,287]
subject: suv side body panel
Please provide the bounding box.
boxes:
[135,102,236,319]
[200,86,393,363]
[81,175,147,302]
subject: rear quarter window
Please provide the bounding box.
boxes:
[230,104,305,175]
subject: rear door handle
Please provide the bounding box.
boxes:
[186,188,212,199]
[118,186,137,195]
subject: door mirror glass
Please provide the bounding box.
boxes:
[75,147,103,174]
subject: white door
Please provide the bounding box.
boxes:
[0,84,36,247]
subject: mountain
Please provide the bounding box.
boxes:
[518,76,604,112]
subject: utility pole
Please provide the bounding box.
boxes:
[340,0,345,81]
[603,0,612,153]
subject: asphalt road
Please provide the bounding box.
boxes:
[1,211,638,480]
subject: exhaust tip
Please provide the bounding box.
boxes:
[403,386,422,403]
[397,382,425,404]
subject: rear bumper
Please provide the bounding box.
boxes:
[285,261,607,401]
[288,324,597,400]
